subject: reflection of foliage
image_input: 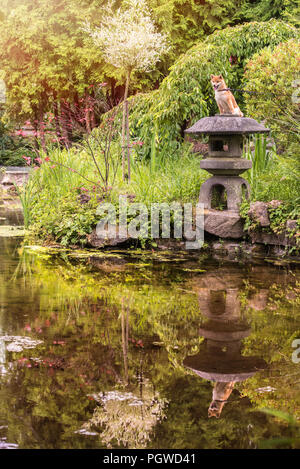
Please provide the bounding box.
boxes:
[237,280,300,421]
[83,387,167,449]
[1,241,300,448]
[257,408,300,449]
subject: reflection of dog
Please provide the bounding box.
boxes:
[208,381,235,418]
[211,74,243,117]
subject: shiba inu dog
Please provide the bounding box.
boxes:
[211,74,243,117]
[208,381,235,418]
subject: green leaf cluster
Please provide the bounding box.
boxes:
[244,38,300,153]
[237,0,300,27]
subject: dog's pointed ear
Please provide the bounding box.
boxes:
[211,74,214,79]
[219,74,223,79]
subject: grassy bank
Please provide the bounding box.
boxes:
[21,138,208,246]
[12,129,298,249]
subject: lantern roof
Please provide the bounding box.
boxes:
[185,114,270,135]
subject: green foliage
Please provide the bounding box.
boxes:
[113,20,299,160]
[0,121,35,166]
[257,408,300,449]
[240,160,300,235]
[0,0,106,126]
[244,39,300,153]
[250,153,299,211]
[238,0,300,27]
[28,150,101,246]
[129,143,208,205]
[13,178,36,229]
[148,0,243,66]
[26,139,205,245]
[31,191,99,246]
[0,0,252,131]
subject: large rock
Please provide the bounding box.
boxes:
[286,219,298,233]
[87,226,131,248]
[249,231,297,246]
[248,201,270,227]
[204,209,245,238]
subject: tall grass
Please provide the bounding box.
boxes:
[129,143,207,205]
[13,177,36,229]
[244,134,275,197]
[241,133,300,224]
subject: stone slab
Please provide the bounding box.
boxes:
[204,209,245,238]
[200,158,252,176]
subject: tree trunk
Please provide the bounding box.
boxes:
[53,99,62,144]
[85,92,92,134]
[121,299,129,386]
[60,101,71,148]
[121,69,131,181]
[39,107,47,154]
[32,110,40,156]
[125,100,131,182]
[90,95,96,131]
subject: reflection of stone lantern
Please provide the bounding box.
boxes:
[183,269,265,418]
[185,115,269,238]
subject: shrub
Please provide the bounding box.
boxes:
[0,121,35,166]
[244,39,300,153]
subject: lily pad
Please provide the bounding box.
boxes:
[182,268,206,273]
[1,335,43,351]
[23,245,66,255]
[264,258,300,266]
[0,225,26,237]
[68,251,123,260]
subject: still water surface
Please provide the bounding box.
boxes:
[0,206,299,449]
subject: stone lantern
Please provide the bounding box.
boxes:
[183,268,266,418]
[185,115,269,238]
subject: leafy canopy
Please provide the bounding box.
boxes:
[116,20,300,159]
[85,0,170,73]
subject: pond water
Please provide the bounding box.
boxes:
[0,206,299,449]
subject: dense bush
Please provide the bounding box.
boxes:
[244,39,300,153]
[238,0,300,27]
[0,121,35,166]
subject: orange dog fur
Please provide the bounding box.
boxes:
[211,74,243,117]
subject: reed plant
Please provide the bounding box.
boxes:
[243,134,275,198]
[13,176,36,229]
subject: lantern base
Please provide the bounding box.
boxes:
[199,176,250,212]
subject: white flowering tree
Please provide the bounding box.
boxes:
[86,0,169,181]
